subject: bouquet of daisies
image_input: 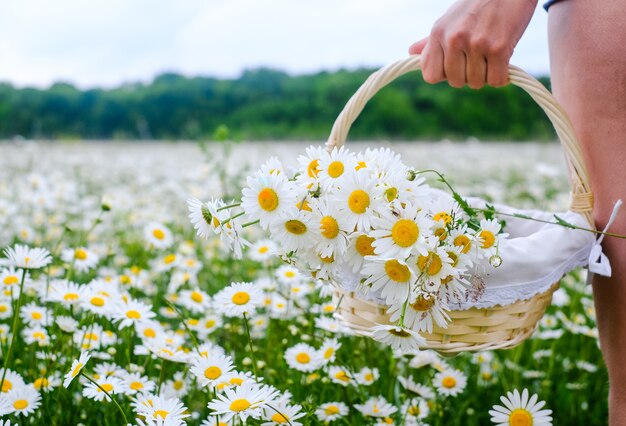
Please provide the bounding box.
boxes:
[188,146,506,346]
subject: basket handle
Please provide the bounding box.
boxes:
[325,55,594,227]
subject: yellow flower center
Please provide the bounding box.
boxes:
[417,252,443,276]
[411,295,435,311]
[230,377,244,385]
[325,405,340,415]
[13,399,28,410]
[230,398,251,412]
[320,216,340,239]
[258,188,279,212]
[327,161,345,178]
[285,220,307,235]
[33,331,46,340]
[32,312,43,320]
[433,211,452,225]
[71,363,83,378]
[356,161,367,170]
[334,371,350,382]
[126,310,141,319]
[453,235,472,253]
[435,228,447,241]
[348,190,370,214]
[479,230,496,249]
[296,352,311,364]
[391,219,419,247]
[154,410,169,418]
[204,366,222,380]
[319,254,334,264]
[307,159,320,178]
[384,259,411,282]
[232,291,250,305]
[173,380,184,390]
[509,408,532,426]
[324,348,334,359]
[100,383,114,392]
[34,378,49,389]
[1,380,12,392]
[447,251,459,266]
[90,297,105,307]
[355,235,375,256]
[3,276,18,285]
[130,381,144,390]
[442,376,456,388]
[191,291,203,303]
[205,319,216,328]
[75,248,88,260]
[258,246,269,254]
[271,412,290,423]
[164,254,177,264]
[143,328,156,338]
[384,187,398,202]
[64,293,79,301]
[365,373,374,382]
[388,328,411,337]
[152,229,166,240]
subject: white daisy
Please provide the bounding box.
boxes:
[327,365,353,387]
[310,196,349,258]
[370,324,425,352]
[135,394,190,424]
[315,401,349,423]
[241,172,297,229]
[121,372,156,395]
[177,288,212,314]
[144,222,174,250]
[214,282,263,318]
[269,209,314,253]
[318,338,341,364]
[296,145,326,189]
[354,396,398,418]
[207,383,279,423]
[61,247,99,273]
[110,298,156,328]
[19,302,50,327]
[477,218,506,258]
[433,368,467,397]
[0,369,25,394]
[46,280,86,307]
[489,388,552,426]
[388,291,450,333]
[82,377,126,401]
[3,244,52,269]
[190,353,235,388]
[401,397,429,420]
[261,402,306,426]
[187,198,216,239]
[362,257,414,305]
[354,367,379,386]
[249,239,278,262]
[370,202,431,258]
[63,351,91,388]
[0,384,41,417]
[0,268,27,288]
[284,343,324,373]
[333,170,383,232]
[345,233,376,273]
[318,146,356,190]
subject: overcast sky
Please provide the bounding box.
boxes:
[0,0,551,89]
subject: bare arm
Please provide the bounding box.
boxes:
[410,0,538,88]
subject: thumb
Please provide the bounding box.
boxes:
[408,37,428,55]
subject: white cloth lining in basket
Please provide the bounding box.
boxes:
[337,189,607,311]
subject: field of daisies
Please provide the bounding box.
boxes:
[0,140,607,425]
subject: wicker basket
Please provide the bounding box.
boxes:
[326,55,595,354]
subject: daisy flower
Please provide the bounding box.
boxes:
[249,239,278,262]
[477,218,506,258]
[354,367,379,386]
[0,268,27,288]
[333,170,383,232]
[310,196,349,258]
[362,257,414,305]
[82,377,126,401]
[284,343,324,373]
[0,369,25,394]
[433,368,467,397]
[315,402,349,423]
[354,396,398,418]
[370,202,431,258]
[190,353,235,388]
[327,366,353,387]
[411,239,456,291]
[269,209,314,253]
[33,374,62,392]
[135,394,190,425]
[187,198,216,239]
[261,402,306,426]
[241,172,297,229]
[162,372,189,399]
[61,247,99,273]
[296,145,326,188]
[402,397,429,420]
[370,324,425,352]
[144,222,174,250]
[318,338,341,364]
[388,291,450,333]
[177,288,212,314]
[46,280,85,307]
[20,302,50,327]
[22,327,50,346]
[489,388,553,426]
[317,146,356,190]
[0,384,41,417]
[110,298,156,328]
[214,282,263,318]
[275,265,303,287]
[207,383,279,423]
[345,233,376,273]
[3,244,52,269]
[63,351,91,388]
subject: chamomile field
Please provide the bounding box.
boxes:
[0,140,607,425]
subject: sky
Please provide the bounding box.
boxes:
[0,0,550,89]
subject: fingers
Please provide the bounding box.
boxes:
[421,41,446,84]
[466,51,488,89]
[443,45,467,88]
[486,53,509,87]
[408,38,428,55]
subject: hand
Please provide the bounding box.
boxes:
[409,0,538,89]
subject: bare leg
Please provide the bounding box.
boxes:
[549,1,626,424]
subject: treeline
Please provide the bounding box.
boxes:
[0,68,555,141]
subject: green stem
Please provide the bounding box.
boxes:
[81,373,129,425]
[242,219,260,228]
[217,202,241,212]
[156,358,167,395]
[221,211,245,226]
[0,268,27,391]
[242,312,259,378]
[165,300,201,354]
[265,403,294,426]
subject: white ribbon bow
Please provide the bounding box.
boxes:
[588,199,623,277]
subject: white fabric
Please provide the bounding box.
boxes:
[587,199,622,277]
[338,190,607,310]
